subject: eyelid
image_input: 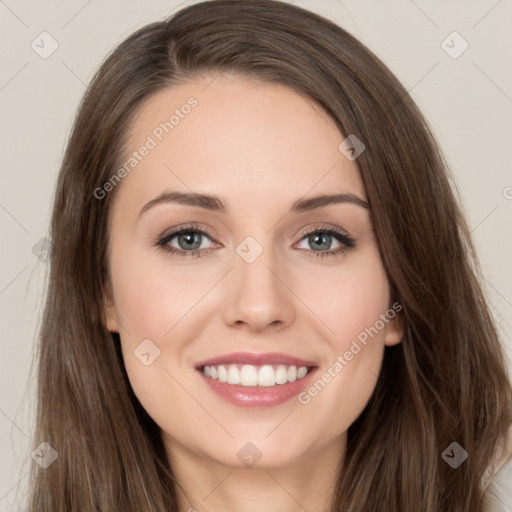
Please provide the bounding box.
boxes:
[156,222,221,245]
[292,223,354,243]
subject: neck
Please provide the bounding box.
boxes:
[164,434,346,512]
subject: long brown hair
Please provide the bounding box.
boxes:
[27,0,511,510]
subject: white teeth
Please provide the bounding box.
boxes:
[227,364,240,384]
[201,363,311,387]
[218,365,228,383]
[297,367,308,379]
[240,365,258,386]
[275,365,288,385]
[258,365,275,387]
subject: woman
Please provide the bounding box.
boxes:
[27,0,512,510]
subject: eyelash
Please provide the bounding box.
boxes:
[154,223,357,259]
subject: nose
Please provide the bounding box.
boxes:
[221,239,296,334]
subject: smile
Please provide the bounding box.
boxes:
[195,352,319,407]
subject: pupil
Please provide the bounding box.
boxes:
[310,233,331,251]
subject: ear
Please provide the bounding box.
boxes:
[102,279,119,333]
[384,308,404,347]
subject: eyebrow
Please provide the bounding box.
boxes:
[138,190,370,218]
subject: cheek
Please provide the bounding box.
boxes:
[110,250,206,339]
[109,250,203,436]
[293,247,391,429]
[107,242,217,414]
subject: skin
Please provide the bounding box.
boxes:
[103,74,403,512]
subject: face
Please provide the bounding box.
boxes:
[103,74,403,470]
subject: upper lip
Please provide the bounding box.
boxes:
[195,351,318,369]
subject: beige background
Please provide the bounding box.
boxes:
[1,0,511,509]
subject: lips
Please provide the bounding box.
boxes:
[195,351,319,407]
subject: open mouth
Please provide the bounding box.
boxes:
[197,363,316,388]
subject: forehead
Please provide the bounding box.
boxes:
[115,74,366,213]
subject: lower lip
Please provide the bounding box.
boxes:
[197,368,318,408]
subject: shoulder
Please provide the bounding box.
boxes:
[482,425,512,512]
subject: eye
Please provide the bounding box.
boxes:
[294,226,356,258]
[155,224,217,258]
[154,223,357,259]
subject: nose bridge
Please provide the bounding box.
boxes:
[221,232,295,332]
